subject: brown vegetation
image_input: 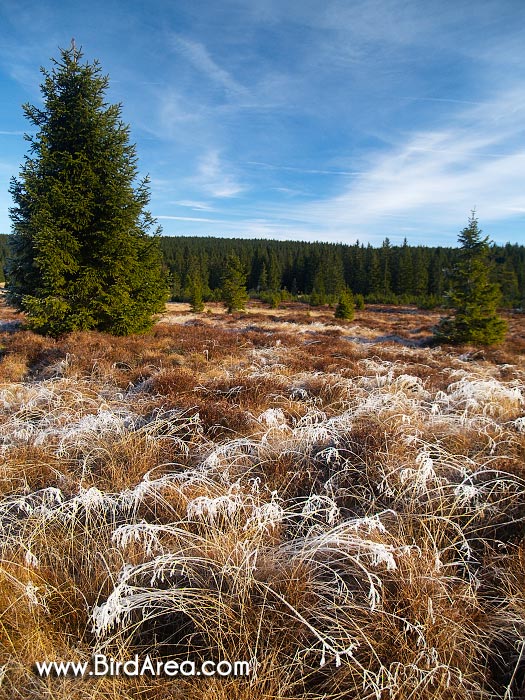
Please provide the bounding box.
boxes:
[0,299,524,699]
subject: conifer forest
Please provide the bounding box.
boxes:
[157,235,525,307]
[2,231,524,308]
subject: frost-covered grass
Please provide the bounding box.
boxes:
[0,302,525,699]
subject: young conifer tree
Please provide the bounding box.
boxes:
[434,212,507,345]
[6,45,168,336]
[188,271,204,312]
[221,253,248,313]
[335,288,355,320]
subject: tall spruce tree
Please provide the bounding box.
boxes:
[434,213,507,345]
[6,45,168,336]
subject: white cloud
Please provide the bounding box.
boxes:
[246,160,362,176]
[280,87,525,240]
[174,200,215,211]
[194,150,245,198]
[156,215,220,223]
[154,212,317,240]
[171,35,247,97]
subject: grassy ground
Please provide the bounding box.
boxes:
[0,299,524,699]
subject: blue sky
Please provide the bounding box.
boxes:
[0,0,524,246]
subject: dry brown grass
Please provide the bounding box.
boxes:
[1,296,524,699]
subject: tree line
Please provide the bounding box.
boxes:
[2,232,524,309]
[159,235,524,308]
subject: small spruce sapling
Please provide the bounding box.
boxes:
[434,213,507,345]
[335,288,355,321]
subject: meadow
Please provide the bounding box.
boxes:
[0,298,524,699]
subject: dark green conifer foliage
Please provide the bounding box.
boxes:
[188,271,204,312]
[397,239,413,296]
[381,238,392,296]
[6,46,168,336]
[413,248,429,297]
[496,259,519,306]
[267,251,281,291]
[367,249,381,295]
[335,288,355,320]
[354,293,365,310]
[258,262,268,291]
[310,272,327,306]
[434,213,507,345]
[221,253,248,313]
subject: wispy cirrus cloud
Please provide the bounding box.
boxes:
[246,161,362,176]
[193,150,245,199]
[171,35,247,98]
[154,212,308,240]
[174,200,215,211]
[156,215,219,223]
[278,86,525,243]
